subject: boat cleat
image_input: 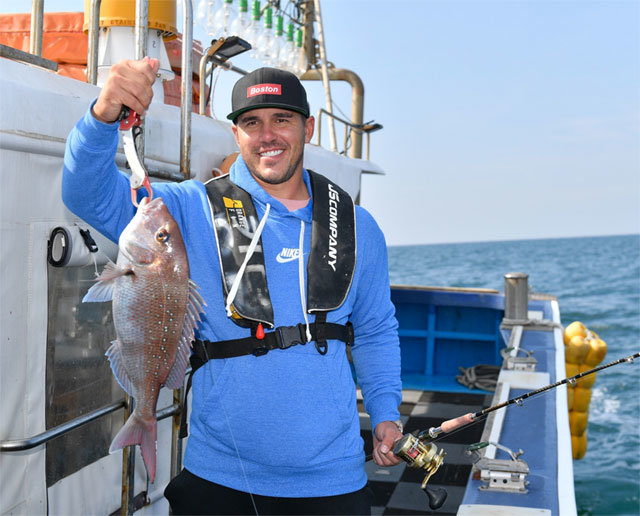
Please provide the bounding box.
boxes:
[468,441,530,493]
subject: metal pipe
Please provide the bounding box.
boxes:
[134,0,149,162]
[0,398,183,453]
[134,0,149,61]
[180,0,194,179]
[312,0,337,152]
[170,389,184,479]
[121,394,135,516]
[0,400,124,452]
[86,0,102,84]
[198,39,226,116]
[504,272,529,322]
[211,56,247,75]
[29,0,44,56]
[199,52,209,116]
[301,68,365,159]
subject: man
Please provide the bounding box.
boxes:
[63,58,402,515]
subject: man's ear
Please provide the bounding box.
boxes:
[304,115,315,144]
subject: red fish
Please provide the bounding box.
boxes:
[83,197,205,482]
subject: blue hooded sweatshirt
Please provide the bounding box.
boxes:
[62,106,401,497]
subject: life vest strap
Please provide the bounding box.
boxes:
[194,321,353,360]
[179,321,354,437]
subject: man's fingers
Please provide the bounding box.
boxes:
[92,59,158,123]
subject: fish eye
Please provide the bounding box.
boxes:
[155,228,170,243]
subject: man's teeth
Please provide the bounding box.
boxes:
[260,150,283,157]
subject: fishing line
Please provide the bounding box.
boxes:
[201,345,260,516]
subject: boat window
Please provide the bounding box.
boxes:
[45,265,121,487]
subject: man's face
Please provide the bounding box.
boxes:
[232,108,315,187]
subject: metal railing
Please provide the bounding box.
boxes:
[5,6,193,515]
[315,108,382,161]
[0,384,185,516]
[86,0,193,180]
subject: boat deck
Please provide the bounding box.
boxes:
[359,389,492,515]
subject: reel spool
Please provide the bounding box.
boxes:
[393,434,448,510]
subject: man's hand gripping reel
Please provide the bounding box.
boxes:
[119,107,152,207]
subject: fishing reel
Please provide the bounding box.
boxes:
[393,433,448,510]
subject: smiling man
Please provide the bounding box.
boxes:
[63,62,402,516]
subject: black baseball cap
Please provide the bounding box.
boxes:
[227,67,310,122]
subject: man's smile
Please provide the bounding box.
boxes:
[259,149,284,158]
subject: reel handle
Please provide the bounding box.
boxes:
[423,485,447,510]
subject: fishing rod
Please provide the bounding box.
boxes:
[422,351,640,441]
[369,352,639,511]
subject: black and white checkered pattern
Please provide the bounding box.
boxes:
[359,389,492,515]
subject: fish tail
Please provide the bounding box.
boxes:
[109,411,158,483]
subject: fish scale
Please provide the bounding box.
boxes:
[84,197,205,483]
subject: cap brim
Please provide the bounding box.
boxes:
[227,103,309,122]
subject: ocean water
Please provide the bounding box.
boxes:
[387,234,640,516]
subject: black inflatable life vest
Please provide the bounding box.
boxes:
[203,170,356,330]
[179,171,358,437]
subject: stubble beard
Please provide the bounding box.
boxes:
[247,136,305,186]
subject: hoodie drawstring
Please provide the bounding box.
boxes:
[298,219,312,342]
[225,203,271,318]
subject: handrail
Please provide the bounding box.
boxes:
[0,399,182,452]
[315,108,382,160]
[29,0,44,56]
[180,0,193,179]
[199,41,248,116]
[301,67,365,159]
[87,0,102,85]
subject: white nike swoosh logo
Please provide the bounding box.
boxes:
[276,253,299,263]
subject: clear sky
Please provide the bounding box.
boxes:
[8,0,640,245]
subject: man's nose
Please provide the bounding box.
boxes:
[260,121,277,141]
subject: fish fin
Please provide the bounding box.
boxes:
[110,411,158,483]
[105,340,135,396]
[189,279,207,315]
[163,280,206,390]
[82,261,130,303]
[97,260,132,281]
[163,338,190,389]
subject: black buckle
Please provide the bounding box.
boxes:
[275,324,306,350]
[252,346,269,357]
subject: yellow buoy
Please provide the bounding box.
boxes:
[569,410,589,436]
[567,385,575,410]
[564,321,587,346]
[584,338,608,367]
[572,387,592,412]
[577,364,597,388]
[565,335,590,365]
[566,362,580,378]
[571,433,587,460]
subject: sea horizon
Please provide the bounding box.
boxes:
[388,232,639,249]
